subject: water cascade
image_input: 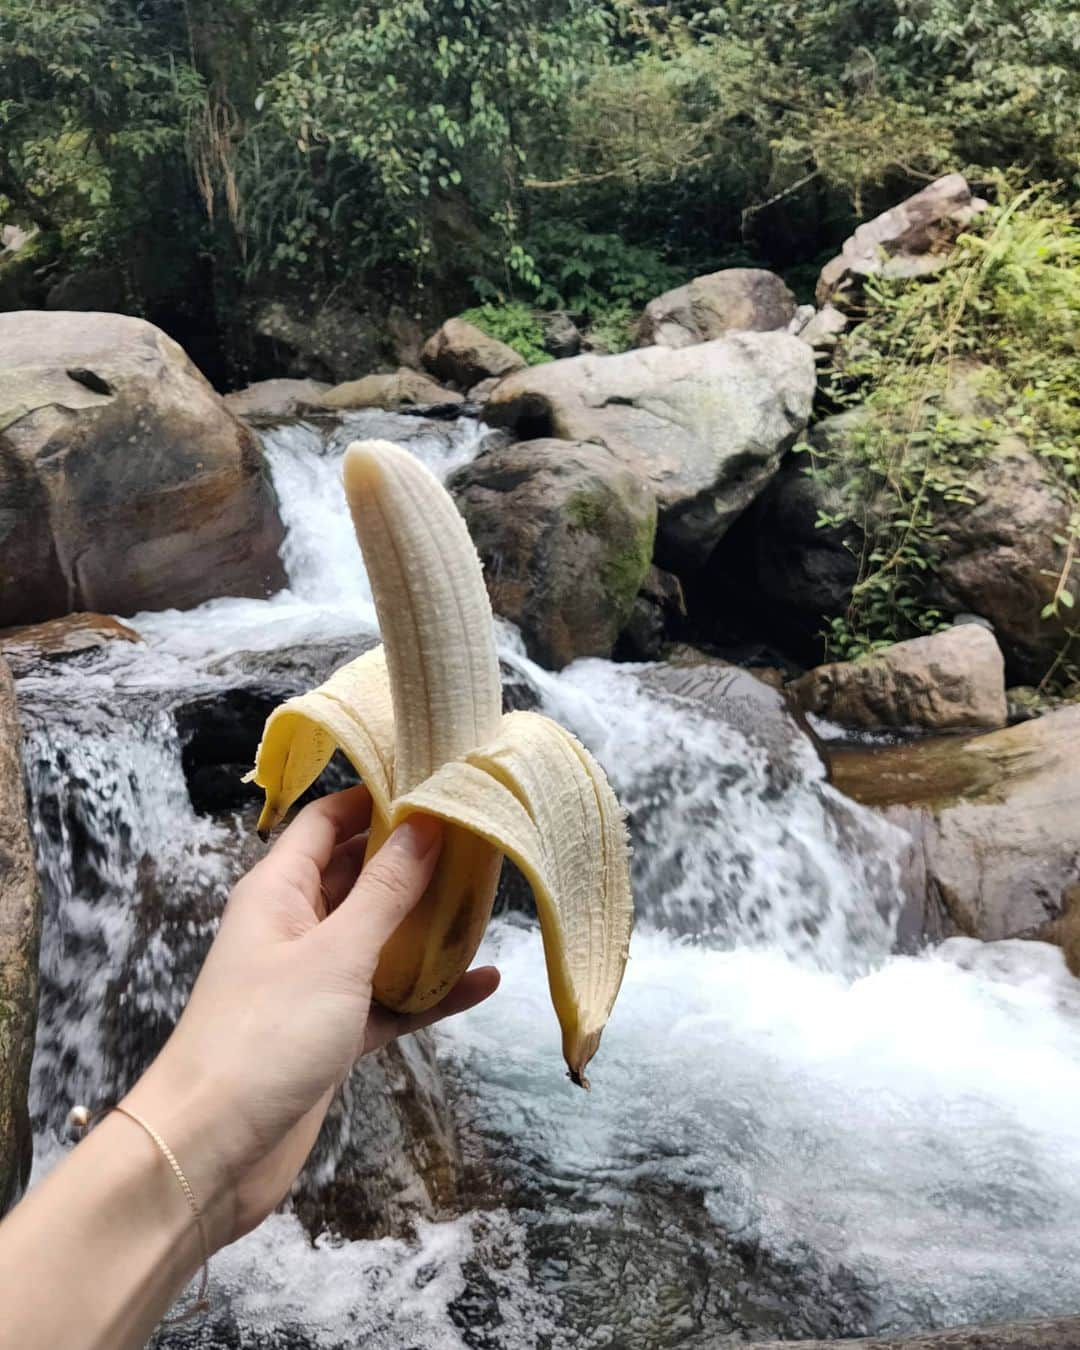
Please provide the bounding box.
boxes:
[17,411,1080,1348]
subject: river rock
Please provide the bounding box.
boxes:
[451,439,657,669]
[294,1033,462,1240]
[483,333,816,568]
[831,706,1080,946]
[421,318,526,388]
[791,626,1008,733]
[817,173,987,308]
[748,1312,1080,1348]
[0,311,286,627]
[0,659,41,1214]
[317,368,462,411]
[223,378,332,418]
[0,613,141,678]
[637,268,796,348]
[615,565,686,661]
[642,655,828,791]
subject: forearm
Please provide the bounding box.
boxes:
[0,1085,232,1350]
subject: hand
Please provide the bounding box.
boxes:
[124,785,500,1251]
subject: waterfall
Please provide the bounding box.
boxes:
[16,409,1080,1348]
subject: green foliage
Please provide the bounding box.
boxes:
[524,221,681,313]
[584,302,637,354]
[806,187,1080,669]
[1,0,1078,382]
[459,302,552,365]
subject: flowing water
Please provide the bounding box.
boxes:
[16,410,1080,1348]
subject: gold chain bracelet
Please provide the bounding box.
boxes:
[67,1103,212,1327]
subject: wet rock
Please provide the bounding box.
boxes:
[642,655,828,788]
[422,318,526,389]
[316,368,462,411]
[223,378,331,418]
[294,1033,462,1241]
[830,706,1080,946]
[637,268,796,348]
[0,613,141,678]
[0,658,41,1214]
[451,439,657,670]
[817,174,987,308]
[484,333,816,569]
[615,565,686,661]
[791,626,1007,733]
[0,311,286,627]
[747,1312,1080,1348]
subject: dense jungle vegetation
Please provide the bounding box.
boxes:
[1,0,1077,380]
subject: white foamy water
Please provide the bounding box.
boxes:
[17,408,1080,1346]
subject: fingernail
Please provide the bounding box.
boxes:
[389,814,442,860]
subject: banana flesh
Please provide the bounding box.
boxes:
[247,439,633,1086]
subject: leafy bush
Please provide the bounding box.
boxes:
[806,186,1080,677]
[459,302,552,365]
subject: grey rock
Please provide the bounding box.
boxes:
[484,333,816,567]
[542,312,582,359]
[637,268,796,348]
[817,173,987,308]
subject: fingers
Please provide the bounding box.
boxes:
[269,785,372,876]
[363,966,501,1054]
[315,814,443,959]
[317,833,368,917]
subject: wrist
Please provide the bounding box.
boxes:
[120,1058,240,1255]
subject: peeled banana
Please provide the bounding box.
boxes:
[247,439,633,1086]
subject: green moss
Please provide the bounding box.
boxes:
[566,490,605,530]
[601,514,656,617]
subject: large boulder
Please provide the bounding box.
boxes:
[817,173,987,308]
[0,659,41,1215]
[421,317,526,389]
[791,625,1008,733]
[0,311,285,627]
[317,367,462,411]
[483,333,816,568]
[831,707,1080,947]
[451,439,657,669]
[637,268,796,348]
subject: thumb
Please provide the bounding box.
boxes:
[317,814,443,963]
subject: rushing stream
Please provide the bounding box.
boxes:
[16,411,1080,1348]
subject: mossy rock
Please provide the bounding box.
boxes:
[452,439,657,670]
